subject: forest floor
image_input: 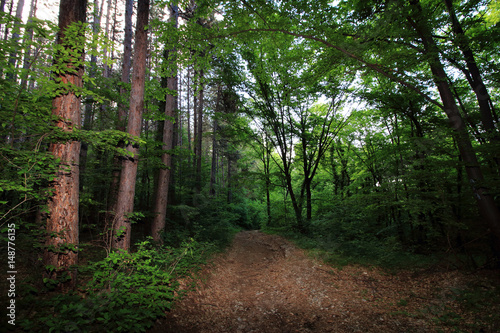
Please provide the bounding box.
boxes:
[150,230,500,333]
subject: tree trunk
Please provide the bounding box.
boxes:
[80,0,100,191]
[0,0,6,33]
[285,171,303,229]
[44,0,86,291]
[192,70,198,172]
[2,0,14,41]
[443,0,498,133]
[195,70,204,195]
[118,0,133,129]
[107,0,133,217]
[7,0,25,81]
[113,0,149,251]
[187,66,192,165]
[443,0,500,173]
[408,0,500,250]
[20,0,38,90]
[169,4,179,206]
[151,3,178,242]
[305,178,312,222]
[210,85,221,197]
[227,155,232,203]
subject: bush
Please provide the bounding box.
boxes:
[20,239,212,333]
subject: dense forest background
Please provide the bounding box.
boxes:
[1,0,500,331]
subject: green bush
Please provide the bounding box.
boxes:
[20,239,212,333]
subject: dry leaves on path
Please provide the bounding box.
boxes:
[150,231,500,333]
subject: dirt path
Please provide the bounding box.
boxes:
[150,231,498,332]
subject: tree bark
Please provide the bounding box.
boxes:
[118,0,133,129]
[262,133,272,226]
[2,0,14,41]
[192,70,198,171]
[0,0,6,32]
[20,0,38,90]
[195,70,204,195]
[408,0,500,250]
[80,0,100,191]
[168,3,179,206]
[187,66,192,165]
[443,0,498,133]
[7,0,26,81]
[151,3,178,242]
[44,0,86,291]
[209,86,221,197]
[113,0,149,251]
[107,0,133,216]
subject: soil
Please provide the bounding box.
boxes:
[150,230,499,333]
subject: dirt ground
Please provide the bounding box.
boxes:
[150,230,499,333]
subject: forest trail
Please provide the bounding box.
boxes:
[150,231,496,333]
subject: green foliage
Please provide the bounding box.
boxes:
[163,196,257,249]
[20,239,212,333]
[0,15,124,229]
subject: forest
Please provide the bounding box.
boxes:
[1,0,500,331]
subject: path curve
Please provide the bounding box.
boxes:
[149,231,490,332]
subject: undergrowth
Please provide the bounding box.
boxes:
[263,226,437,271]
[18,238,215,333]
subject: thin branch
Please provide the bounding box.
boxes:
[210,28,444,109]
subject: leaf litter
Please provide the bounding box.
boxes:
[150,230,500,332]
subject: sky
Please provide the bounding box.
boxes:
[14,0,59,23]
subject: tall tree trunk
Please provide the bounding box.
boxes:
[192,70,198,172]
[169,5,179,205]
[443,0,500,173]
[107,0,133,215]
[209,85,221,197]
[0,0,6,34]
[187,66,192,166]
[102,0,112,78]
[44,0,86,291]
[20,0,37,90]
[7,0,25,81]
[285,171,302,229]
[443,0,498,132]
[195,70,204,195]
[80,0,101,191]
[151,3,178,242]
[305,178,312,222]
[264,134,272,226]
[118,0,133,129]
[209,120,218,197]
[3,0,14,41]
[408,0,500,251]
[113,0,149,251]
[227,153,233,203]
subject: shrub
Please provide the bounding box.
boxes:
[20,239,212,333]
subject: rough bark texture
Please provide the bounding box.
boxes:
[44,0,86,291]
[113,0,149,251]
